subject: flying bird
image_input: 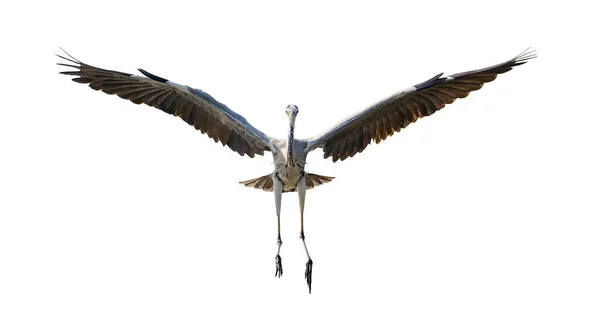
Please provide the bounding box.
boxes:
[57,48,536,293]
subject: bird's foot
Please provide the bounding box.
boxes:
[275,254,283,278]
[305,258,313,293]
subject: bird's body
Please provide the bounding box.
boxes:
[274,162,305,192]
[58,48,535,293]
[273,133,322,191]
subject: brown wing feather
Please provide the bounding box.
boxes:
[310,50,536,162]
[240,173,335,192]
[57,51,271,158]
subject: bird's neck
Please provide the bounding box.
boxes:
[287,122,295,166]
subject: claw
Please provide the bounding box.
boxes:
[305,258,313,293]
[275,254,283,278]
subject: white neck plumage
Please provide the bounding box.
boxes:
[287,122,295,166]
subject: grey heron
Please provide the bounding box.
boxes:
[57,49,536,293]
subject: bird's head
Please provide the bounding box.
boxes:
[285,104,299,124]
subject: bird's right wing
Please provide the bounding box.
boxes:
[57,50,276,158]
[304,49,536,162]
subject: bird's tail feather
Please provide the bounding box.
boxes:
[239,173,334,192]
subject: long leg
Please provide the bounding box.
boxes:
[298,175,313,293]
[274,174,283,278]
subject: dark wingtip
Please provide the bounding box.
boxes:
[514,48,537,64]
[138,68,168,83]
[56,48,81,64]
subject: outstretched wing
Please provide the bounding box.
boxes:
[57,50,275,158]
[304,49,536,162]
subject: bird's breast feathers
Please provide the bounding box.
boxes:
[275,164,304,190]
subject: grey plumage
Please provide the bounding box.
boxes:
[57,48,535,293]
[304,49,536,162]
[57,51,275,158]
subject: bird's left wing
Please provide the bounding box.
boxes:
[57,50,275,158]
[303,50,536,162]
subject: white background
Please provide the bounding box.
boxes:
[1,1,599,330]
